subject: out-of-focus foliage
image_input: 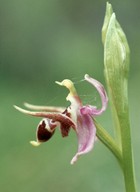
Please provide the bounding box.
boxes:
[0,0,140,191]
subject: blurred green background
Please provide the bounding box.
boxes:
[0,0,140,191]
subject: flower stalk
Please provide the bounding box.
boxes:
[102,2,136,191]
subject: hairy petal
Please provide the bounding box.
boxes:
[71,113,96,164]
[14,105,75,128]
[82,74,108,116]
[14,105,76,140]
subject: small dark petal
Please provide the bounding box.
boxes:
[37,120,55,142]
[60,109,71,137]
[60,123,71,137]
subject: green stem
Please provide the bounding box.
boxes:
[119,112,136,192]
[94,119,122,166]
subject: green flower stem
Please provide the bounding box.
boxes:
[94,119,122,166]
[119,112,136,192]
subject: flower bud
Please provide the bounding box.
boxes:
[102,2,130,113]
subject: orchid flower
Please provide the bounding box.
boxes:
[14,74,108,164]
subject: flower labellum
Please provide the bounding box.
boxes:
[14,74,108,164]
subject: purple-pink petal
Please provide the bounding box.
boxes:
[83,74,108,116]
[71,112,96,164]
